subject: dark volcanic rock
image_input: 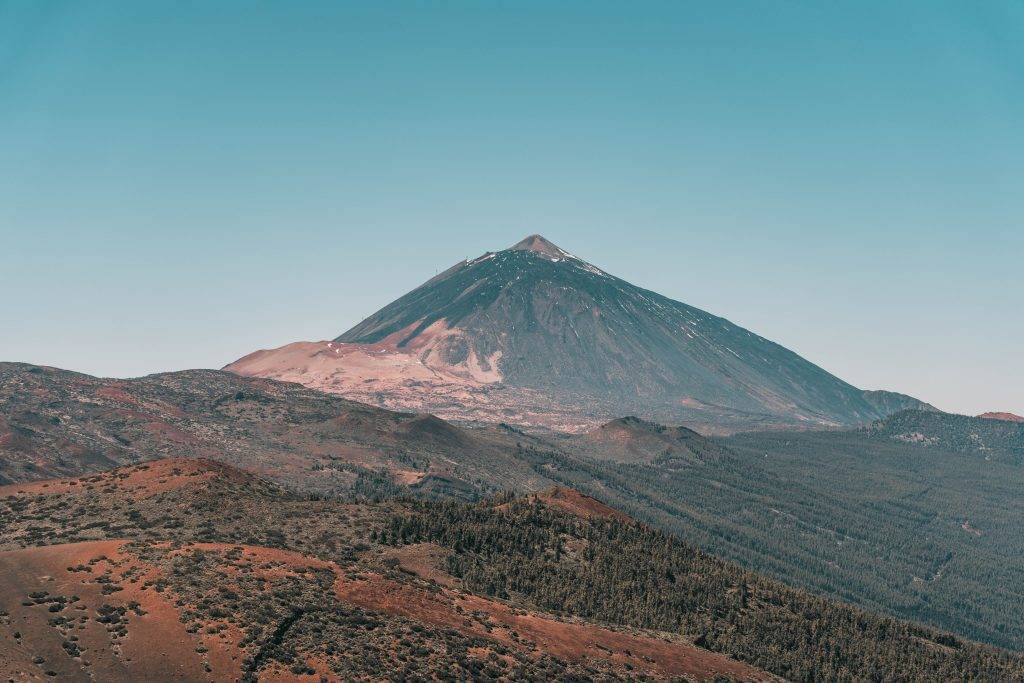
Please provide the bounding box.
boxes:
[334,235,930,429]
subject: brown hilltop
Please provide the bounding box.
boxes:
[578,415,728,465]
[0,457,269,501]
[508,233,572,258]
[978,411,1024,423]
[531,486,633,523]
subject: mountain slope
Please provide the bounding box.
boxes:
[0,361,558,497]
[7,362,1022,649]
[574,416,731,465]
[4,458,1022,681]
[227,235,929,432]
[0,460,771,682]
[867,409,1024,462]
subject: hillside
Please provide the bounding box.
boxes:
[506,416,1024,650]
[867,409,1024,462]
[2,460,771,681]
[0,362,557,497]
[4,362,1023,651]
[227,235,930,433]
[3,459,1021,681]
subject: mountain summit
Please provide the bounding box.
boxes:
[227,236,928,432]
[509,234,573,258]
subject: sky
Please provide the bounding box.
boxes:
[1,1,1021,416]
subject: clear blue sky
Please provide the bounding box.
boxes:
[2,2,1021,416]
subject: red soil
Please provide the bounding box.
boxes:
[532,486,633,523]
[0,458,235,501]
[4,534,769,681]
[0,540,241,682]
[334,571,771,681]
[0,460,769,681]
[977,412,1024,423]
[94,384,139,405]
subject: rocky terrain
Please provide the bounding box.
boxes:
[977,411,1024,423]
[227,235,931,434]
[5,360,1024,653]
[571,416,733,465]
[0,361,558,497]
[3,458,1021,681]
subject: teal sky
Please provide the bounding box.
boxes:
[2,2,1022,416]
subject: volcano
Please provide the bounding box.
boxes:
[226,235,928,432]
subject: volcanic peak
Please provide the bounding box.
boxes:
[508,233,570,258]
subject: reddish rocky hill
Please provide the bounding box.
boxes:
[4,458,1021,681]
[0,459,776,682]
[0,362,557,497]
[0,360,577,499]
[978,411,1024,423]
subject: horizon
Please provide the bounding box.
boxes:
[3,2,1022,416]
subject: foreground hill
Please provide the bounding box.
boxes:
[226,235,929,433]
[3,460,1021,681]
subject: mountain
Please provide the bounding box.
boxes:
[226,235,930,433]
[4,459,1022,681]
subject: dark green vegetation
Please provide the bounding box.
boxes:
[384,497,1024,681]
[4,459,1023,681]
[867,409,1023,462]
[2,460,746,681]
[336,235,928,431]
[544,418,1024,650]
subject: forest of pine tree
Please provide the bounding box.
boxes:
[382,495,1024,682]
